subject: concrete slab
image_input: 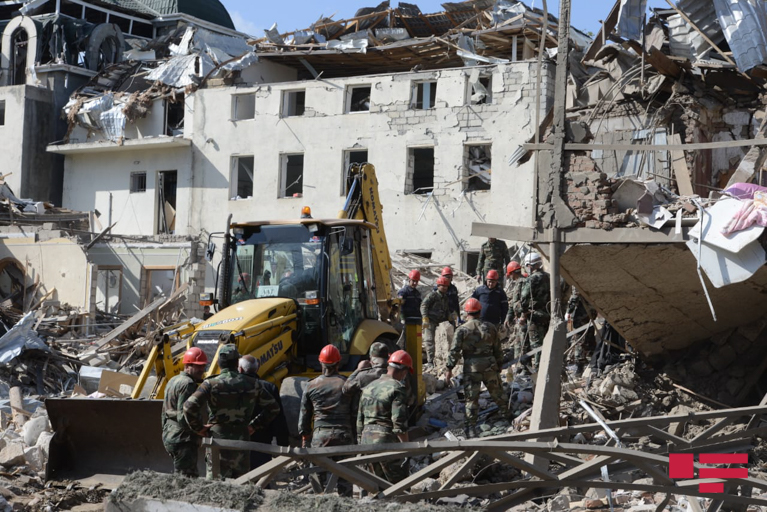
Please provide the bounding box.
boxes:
[560,243,767,357]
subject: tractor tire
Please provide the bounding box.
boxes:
[279,376,310,439]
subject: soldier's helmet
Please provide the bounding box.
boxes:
[369,342,390,360]
[218,344,240,366]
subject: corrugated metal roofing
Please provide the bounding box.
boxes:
[676,0,725,46]
[714,0,767,71]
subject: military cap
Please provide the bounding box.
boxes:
[218,344,240,365]
[369,342,390,360]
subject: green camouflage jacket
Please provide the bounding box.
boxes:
[515,270,551,325]
[162,372,198,445]
[476,240,510,275]
[298,373,353,436]
[342,362,387,397]
[447,319,502,372]
[505,277,525,323]
[183,368,280,438]
[357,374,408,435]
[420,289,450,323]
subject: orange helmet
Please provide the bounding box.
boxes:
[441,267,453,277]
[408,269,421,281]
[436,276,450,286]
[506,261,522,276]
[486,270,500,280]
[388,350,414,374]
[464,298,482,314]
[319,344,341,364]
[182,347,208,366]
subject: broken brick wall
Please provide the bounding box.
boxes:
[563,153,631,229]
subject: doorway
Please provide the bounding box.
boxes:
[156,171,177,234]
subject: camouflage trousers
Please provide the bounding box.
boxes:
[164,440,199,477]
[206,427,249,480]
[528,322,548,370]
[421,323,437,363]
[311,427,354,495]
[511,323,528,361]
[464,366,509,428]
[360,426,408,483]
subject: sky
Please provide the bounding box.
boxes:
[222,0,668,38]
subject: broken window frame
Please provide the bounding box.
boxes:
[164,98,185,136]
[231,93,256,121]
[156,170,177,235]
[341,149,369,196]
[461,251,480,277]
[95,265,123,315]
[345,85,372,113]
[279,153,304,198]
[467,74,492,105]
[130,172,147,193]
[0,100,5,126]
[463,143,492,192]
[405,146,435,195]
[282,90,306,117]
[141,266,180,305]
[411,81,438,110]
[230,155,254,201]
[403,251,433,260]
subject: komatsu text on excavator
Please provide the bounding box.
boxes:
[45,164,424,482]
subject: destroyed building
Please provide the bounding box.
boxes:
[45,0,597,294]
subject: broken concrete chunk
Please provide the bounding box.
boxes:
[0,443,25,468]
[22,415,50,447]
[23,446,43,472]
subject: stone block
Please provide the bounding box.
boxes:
[723,110,750,126]
[0,443,25,468]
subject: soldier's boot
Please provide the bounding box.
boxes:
[463,425,476,439]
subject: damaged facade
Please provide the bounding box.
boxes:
[45,0,597,292]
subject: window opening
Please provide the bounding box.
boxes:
[406,147,434,195]
[231,156,254,200]
[404,251,432,259]
[10,29,28,86]
[412,81,437,109]
[469,75,492,105]
[342,150,368,195]
[232,93,256,120]
[156,170,177,235]
[347,85,371,112]
[462,251,480,277]
[464,144,492,191]
[283,90,306,117]
[281,154,304,198]
[164,98,184,136]
[96,267,123,315]
[0,101,5,126]
[130,172,146,193]
[144,267,179,304]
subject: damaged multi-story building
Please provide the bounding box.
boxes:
[45,0,594,296]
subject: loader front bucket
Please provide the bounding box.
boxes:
[45,398,173,485]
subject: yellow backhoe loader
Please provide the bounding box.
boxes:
[45,164,424,483]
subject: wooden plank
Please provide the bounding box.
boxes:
[582,0,620,62]
[669,134,694,196]
[379,450,468,498]
[91,295,168,351]
[439,452,482,490]
[643,425,691,447]
[235,455,293,485]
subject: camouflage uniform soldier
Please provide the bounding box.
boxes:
[515,252,550,370]
[183,345,280,479]
[397,270,422,348]
[358,350,412,483]
[298,345,354,448]
[504,262,527,363]
[476,238,510,285]
[420,276,454,366]
[445,299,510,439]
[162,347,208,476]
[343,342,390,400]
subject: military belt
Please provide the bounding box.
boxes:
[362,424,393,434]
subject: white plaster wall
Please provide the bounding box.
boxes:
[0,237,90,309]
[0,85,31,195]
[62,146,191,236]
[187,62,554,287]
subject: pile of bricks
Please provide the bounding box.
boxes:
[564,153,631,229]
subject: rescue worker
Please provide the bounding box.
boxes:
[476,238,510,285]
[434,267,460,319]
[357,350,412,483]
[444,299,510,439]
[515,252,550,370]
[343,342,390,401]
[232,273,253,303]
[397,270,422,348]
[298,345,354,448]
[420,276,455,366]
[471,269,508,326]
[504,261,527,366]
[161,347,208,477]
[183,345,280,479]
[202,306,213,321]
[238,355,289,470]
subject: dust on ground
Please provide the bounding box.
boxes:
[109,471,264,511]
[261,489,471,512]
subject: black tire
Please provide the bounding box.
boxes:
[279,376,310,439]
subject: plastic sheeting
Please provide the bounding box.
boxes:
[0,312,50,366]
[713,0,767,72]
[145,54,215,88]
[616,0,648,41]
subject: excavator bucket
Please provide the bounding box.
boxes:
[46,398,172,484]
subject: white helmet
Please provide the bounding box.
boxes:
[524,252,542,267]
